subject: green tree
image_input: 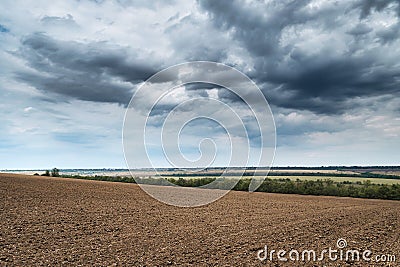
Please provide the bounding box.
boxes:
[51,168,60,177]
[41,170,50,176]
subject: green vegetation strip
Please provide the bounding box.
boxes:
[166,171,400,179]
[161,175,400,185]
[41,172,400,201]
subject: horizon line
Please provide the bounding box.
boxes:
[2,165,400,171]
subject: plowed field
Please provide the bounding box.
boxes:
[1,173,399,266]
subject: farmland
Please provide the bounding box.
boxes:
[1,173,400,266]
[28,167,400,200]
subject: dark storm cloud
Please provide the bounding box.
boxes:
[216,87,244,104]
[184,82,223,98]
[376,22,400,44]
[199,0,400,114]
[265,56,400,113]
[10,1,400,114]
[184,82,222,91]
[15,33,157,105]
[199,0,312,57]
[347,23,373,36]
[358,0,400,19]
[17,71,132,105]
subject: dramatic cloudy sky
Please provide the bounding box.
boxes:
[1,0,399,169]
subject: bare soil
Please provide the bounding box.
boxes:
[1,173,399,266]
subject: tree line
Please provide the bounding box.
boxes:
[40,172,400,201]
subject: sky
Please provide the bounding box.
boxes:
[0,0,399,169]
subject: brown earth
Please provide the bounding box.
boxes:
[1,173,399,266]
